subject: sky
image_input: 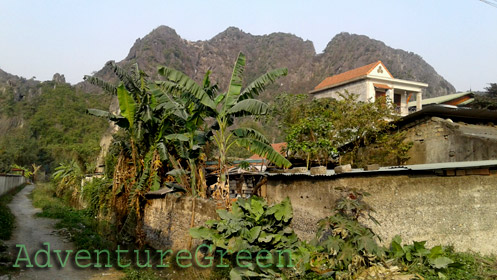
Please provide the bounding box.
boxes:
[0,0,496,92]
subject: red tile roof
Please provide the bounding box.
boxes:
[312,61,393,92]
[373,83,392,90]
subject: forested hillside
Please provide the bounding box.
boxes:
[0,78,110,173]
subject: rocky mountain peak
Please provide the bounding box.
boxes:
[85,25,456,99]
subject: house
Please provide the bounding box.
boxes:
[309,61,428,116]
[407,91,474,110]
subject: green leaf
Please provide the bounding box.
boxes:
[429,245,444,259]
[236,138,291,168]
[430,256,454,269]
[227,99,268,116]
[117,83,136,128]
[189,227,215,240]
[157,66,215,109]
[266,197,293,222]
[233,127,270,145]
[243,226,261,243]
[223,52,245,113]
[83,75,117,95]
[239,68,288,101]
[164,133,189,142]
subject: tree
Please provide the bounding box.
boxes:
[485,83,497,96]
[469,83,497,110]
[285,92,400,167]
[158,52,292,206]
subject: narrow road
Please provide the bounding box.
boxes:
[6,185,122,280]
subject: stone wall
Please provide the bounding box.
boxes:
[143,195,218,251]
[404,117,497,164]
[265,171,497,255]
[0,175,26,196]
[143,169,497,255]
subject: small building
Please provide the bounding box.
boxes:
[396,105,497,164]
[408,91,474,110]
[309,61,428,116]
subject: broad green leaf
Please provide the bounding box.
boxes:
[222,52,245,114]
[189,227,215,239]
[227,99,268,116]
[236,138,291,168]
[117,83,136,128]
[266,197,293,222]
[157,66,215,109]
[164,133,189,142]
[238,68,288,101]
[250,197,265,221]
[429,245,444,259]
[233,127,270,145]
[86,108,111,118]
[83,75,117,95]
[430,256,454,269]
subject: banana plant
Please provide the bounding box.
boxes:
[158,52,292,205]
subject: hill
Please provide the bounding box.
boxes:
[85,26,455,99]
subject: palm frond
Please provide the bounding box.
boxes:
[86,108,111,118]
[238,68,288,101]
[117,84,136,128]
[106,61,141,94]
[226,99,268,116]
[157,66,215,109]
[83,75,117,95]
[232,127,270,145]
[223,52,246,113]
[236,138,291,168]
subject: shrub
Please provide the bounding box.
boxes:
[190,196,299,279]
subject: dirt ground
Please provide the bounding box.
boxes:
[5,185,123,280]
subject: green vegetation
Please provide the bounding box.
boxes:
[470,83,497,110]
[31,183,114,251]
[191,187,497,280]
[190,197,299,279]
[0,183,27,275]
[0,81,110,173]
[274,92,412,168]
[0,183,27,240]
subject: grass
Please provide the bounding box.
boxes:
[0,183,27,240]
[31,183,115,252]
[406,246,497,280]
[0,182,27,275]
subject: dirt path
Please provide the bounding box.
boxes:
[6,185,123,280]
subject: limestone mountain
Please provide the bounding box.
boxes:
[86,26,455,99]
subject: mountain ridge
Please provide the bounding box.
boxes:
[85,25,455,98]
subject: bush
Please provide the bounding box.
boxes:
[190,196,299,279]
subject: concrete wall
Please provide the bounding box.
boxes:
[143,195,218,251]
[265,171,497,255]
[313,80,369,102]
[404,117,497,164]
[0,175,26,196]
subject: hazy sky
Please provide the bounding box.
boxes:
[0,0,496,91]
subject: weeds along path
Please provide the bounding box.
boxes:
[6,184,122,280]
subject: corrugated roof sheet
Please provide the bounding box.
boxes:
[408,92,474,107]
[266,160,497,177]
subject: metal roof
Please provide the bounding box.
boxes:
[265,160,497,177]
[396,105,497,128]
[408,91,474,107]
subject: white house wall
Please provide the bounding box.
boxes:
[313,80,369,102]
